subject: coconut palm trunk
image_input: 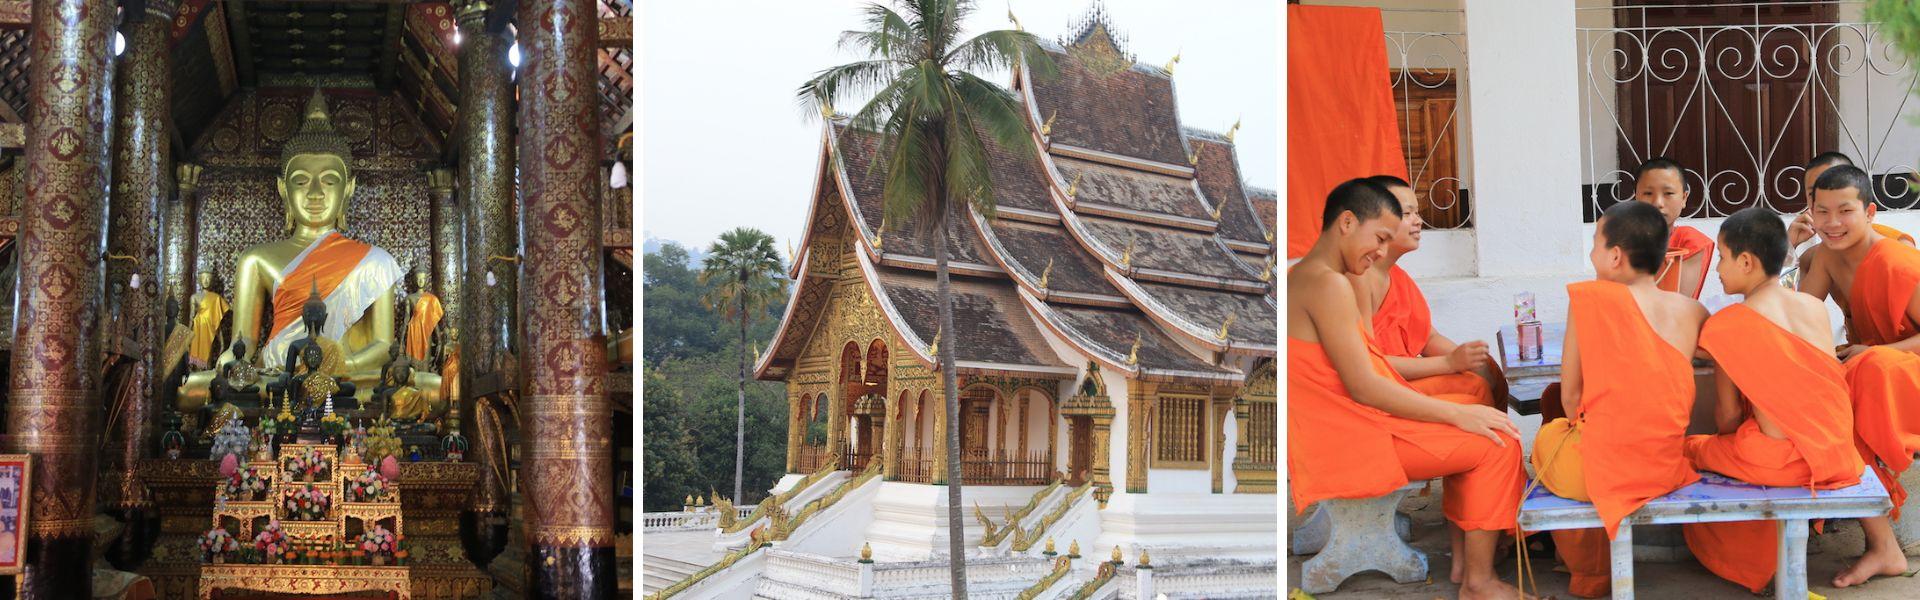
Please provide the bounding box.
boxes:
[735,272,749,504]
[926,127,969,596]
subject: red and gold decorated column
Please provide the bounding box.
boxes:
[516,0,614,596]
[456,0,516,519]
[105,0,177,519]
[10,0,116,596]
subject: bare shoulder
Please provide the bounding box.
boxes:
[1290,265,1355,309]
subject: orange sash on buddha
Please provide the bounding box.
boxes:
[269,232,373,340]
[1683,304,1864,592]
[1567,280,1700,538]
[1843,237,1920,518]
[405,293,444,362]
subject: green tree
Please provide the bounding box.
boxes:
[798,1,1053,593]
[642,243,721,364]
[642,365,701,512]
[698,228,789,506]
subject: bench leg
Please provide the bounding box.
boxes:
[1775,519,1809,600]
[1291,502,1414,555]
[1299,489,1428,594]
[1610,525,1634,600]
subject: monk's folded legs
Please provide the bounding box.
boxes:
[1392,434,1528,598]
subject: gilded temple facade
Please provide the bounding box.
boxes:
[647,11,1275,599]
[0,1,632,598]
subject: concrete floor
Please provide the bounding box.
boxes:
[1287,492,1920,599]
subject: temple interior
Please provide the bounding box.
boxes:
[0,0,633,598]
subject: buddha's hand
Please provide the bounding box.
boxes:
[1447,340,1492,373]
[178,369,216,413]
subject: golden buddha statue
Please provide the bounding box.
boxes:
[401,268,445,365]
[187,270,231,370]
[178,89,441,411]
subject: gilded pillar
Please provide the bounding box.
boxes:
[786,390,803,473]
[516,0,614,596]
[1126,381,1151,493]
[930,387,949,484]
[106,0,177,516]
[880,388,901,479]
[427,167,462,344]
[456,0,515,519]
[10,0,116,595]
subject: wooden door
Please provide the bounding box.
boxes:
[1391,69,1466,228]
[1067,416,1092,486]
[1613,1,1837,215]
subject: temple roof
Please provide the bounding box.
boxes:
[829,123,998,269]
[1028,43,1186,167]
[1054,155,1210,222]
[1114,279,1277,351]
[1248,187,1277,233]
[874,267,1069,374]
[980,219,1120,300]
[1028,302,1237,382]
[1186,131,1271,247]
[1075,216,1264,284]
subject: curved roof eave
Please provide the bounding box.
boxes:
[1103,267,1278,357]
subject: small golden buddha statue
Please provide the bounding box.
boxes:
[187,270,231,370]
[401,268,445,366]
[179,89,440,411]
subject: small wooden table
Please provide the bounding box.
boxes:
[1519,469,1892,600]
[1495,322,1713,416]
[198,564,411,599]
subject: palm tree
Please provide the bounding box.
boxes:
[799,1,1054,594]
[698,227,788,505]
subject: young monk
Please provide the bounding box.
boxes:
[1351,175,1508,412]
[1791,152,1915,270]
[1634,157,1715,299]
[1793,164,1920,587]
[1289,178,1530,600]
[1529,201,1708,598]
[1680,207,1864,593]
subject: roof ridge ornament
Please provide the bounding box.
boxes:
[1125,333,1141,366]
[1040,110,1057,136]
[1163,49,1181,75]
[1120,232,1136,268]
[1187,147,1200,166]
[1216,314,1235,341]
[1038,258,1054,290]
[1226,117,1241,144]
[1066,172,1083,198]
[1209,202,1223,221]
[928,327,941,357]
[1008,9,1024,32]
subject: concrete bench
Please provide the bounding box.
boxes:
[1519,469,1892,600]
[1293,481,1429,594]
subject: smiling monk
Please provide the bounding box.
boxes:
[1289,178,1531,600]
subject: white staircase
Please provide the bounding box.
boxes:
[643,554,706,595]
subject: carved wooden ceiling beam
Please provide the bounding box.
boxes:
[377,3,405,89]
[224,0,256,86]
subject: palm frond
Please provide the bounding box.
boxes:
[945,29,1055,79]
[942,98,999,220]
[950,70,1034,159]
[879,109,937,227]
[797,60,903,120]
[838,3,919,60]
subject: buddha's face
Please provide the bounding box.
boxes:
[278,154,355,232]
[197,271,214,289]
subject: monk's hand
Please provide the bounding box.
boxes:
[1448,404,1519,447]
[1789,211,1816,247]
[1838,344,1873,361]
[1447,340,1493,373]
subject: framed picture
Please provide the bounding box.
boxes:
[0,454,29,574]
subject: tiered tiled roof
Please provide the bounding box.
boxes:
[760,7,1273,385]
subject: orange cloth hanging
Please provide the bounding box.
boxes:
[1843,238,1920,520]
[1681,304,1863,592]
[1655,226,1714,299]
[1286,5,1406,258]
[1287,328,1522,531]
[1533,280,1699,598]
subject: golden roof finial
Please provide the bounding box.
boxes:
[860,542,873,561]
[1187,148,1201,166]
[1164,49,1181,75]
[1069,539,1081,557]
[1041,110,1057,136]
[1227,117,1242,144]
[1260,255,1276,282]
[1066,172,1083,198]
[1045,537,1056,554]
[1008,9,1024,32]
[874,218,887,251]
[1263,230,1275,244]
[1126,334,1142,366]
[928,328,941,356]
[1209,202,1223,220]
[684,494,693,506]
[1120,233,1136,268]
[1139,547,1150,567]
[819,97,835,120]
[1216,314,1236,341]
[786,239,796,261]
[1038,258,1054,289]
[1111,545,1123,563]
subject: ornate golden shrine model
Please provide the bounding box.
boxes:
[197,440,411,599]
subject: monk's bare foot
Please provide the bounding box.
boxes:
[1832,546,1909,588]
[1459,577,1538,600]
[1450,561,1463,584]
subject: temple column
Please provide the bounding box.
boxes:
[105,0,176,520]
[162,163,201,334]
[880,390,901,478]
[516,0,614,596]
[930,387,949,485]
[1125,381,1151,493]
[427,167,462,350]
[786,390,803,473]
[9,0,116,596]
[456,0,515,520]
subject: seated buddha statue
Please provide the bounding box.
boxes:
[178,89,441,412]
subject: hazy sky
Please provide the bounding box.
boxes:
[641,0,1278,253]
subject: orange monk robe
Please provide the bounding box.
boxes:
[1874,223,1915,245]
[1657,225,1715,300]
[405,292,444,362]
[1372,266,1501,409]
[1288,327,1524,532]
[1531,280,1699,598]
[1843,238,1920,520]
[1681,305,1863,593]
